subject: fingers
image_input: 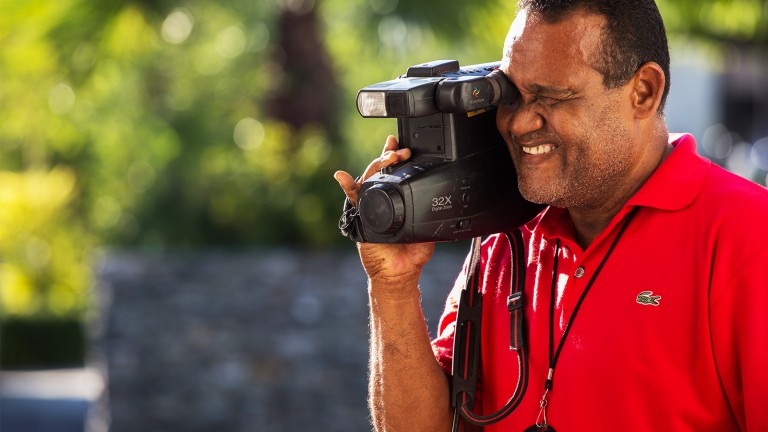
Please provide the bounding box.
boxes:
[361,151,394,181]
[360,148,411,181]
[382,135,399,153]
[334,135,413,207]
[360,136,411,181]
[381,135,412,161]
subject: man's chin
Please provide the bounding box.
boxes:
[517,181,558,205]
[519,185,579,209]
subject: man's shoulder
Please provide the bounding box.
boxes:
[688,164,768,257]
[699,162,768,212]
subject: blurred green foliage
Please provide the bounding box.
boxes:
[0,0,766,319]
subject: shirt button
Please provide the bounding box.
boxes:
[574,266,585,278]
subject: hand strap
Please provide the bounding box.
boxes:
[338,196,360,239]
[338,177,363,241]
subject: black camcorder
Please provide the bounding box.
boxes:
[339,60,544,243]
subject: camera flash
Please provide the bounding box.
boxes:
[357,91,388,117]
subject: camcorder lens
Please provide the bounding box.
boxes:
[359,184,405,235]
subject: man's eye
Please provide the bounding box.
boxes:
[537,96,562,106]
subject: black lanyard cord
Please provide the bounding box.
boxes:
[545,206,640,391]
[547,239,560,391]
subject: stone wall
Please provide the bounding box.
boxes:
[91,246,468,432]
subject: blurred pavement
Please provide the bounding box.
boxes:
[0,368,102,432]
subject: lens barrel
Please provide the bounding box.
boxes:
[359,184,405,235]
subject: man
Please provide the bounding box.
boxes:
[334,0,768,430]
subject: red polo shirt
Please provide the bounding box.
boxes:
[432,134,768,431]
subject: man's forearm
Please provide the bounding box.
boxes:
[368,277,454,432]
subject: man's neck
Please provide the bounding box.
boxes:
[568,141,673,249]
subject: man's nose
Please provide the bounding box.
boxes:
[498,102,544,138]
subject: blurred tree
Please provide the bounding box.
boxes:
[659,0,768,44]
[267,3,338,131]
[0,0,767,321]
[0,169,90,317]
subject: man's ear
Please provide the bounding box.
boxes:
[630,62,665,119]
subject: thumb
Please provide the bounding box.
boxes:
[334,170,360,206]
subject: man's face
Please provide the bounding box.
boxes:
[497,9,640,209]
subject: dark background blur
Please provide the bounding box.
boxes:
[1,0,767,431]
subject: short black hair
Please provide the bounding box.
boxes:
[518,0,671,113]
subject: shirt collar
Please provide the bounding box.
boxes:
[627,133,710,210]
[533,133,710,240]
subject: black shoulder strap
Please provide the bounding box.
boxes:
[451,229,529,431]
[506,229,527,351]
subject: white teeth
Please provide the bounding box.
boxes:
[522,144,556,155]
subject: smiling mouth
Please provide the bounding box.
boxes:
[521,144,557,155]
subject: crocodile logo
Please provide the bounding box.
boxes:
[636,290,661,306]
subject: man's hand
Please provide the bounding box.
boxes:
[335,136,452,432]
[334,135,435,293]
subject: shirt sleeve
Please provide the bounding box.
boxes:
[710,247,768,431]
